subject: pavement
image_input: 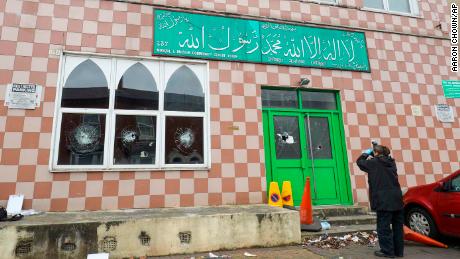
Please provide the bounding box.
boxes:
[158,237,460,259]
[306,239,460,259]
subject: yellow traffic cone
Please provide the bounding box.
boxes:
[281,181,294,206]
[268,182,283,207]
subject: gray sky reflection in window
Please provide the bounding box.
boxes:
[116,62,159,110]
[364,0,384,9]
[165,65,204,112]
[388,0,410,13]
[62,59,109,108]
[262,89,298,108]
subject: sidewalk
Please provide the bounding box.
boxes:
[159,238,460,259]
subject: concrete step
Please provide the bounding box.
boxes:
[0,205,301,259]
[313,205,369,217]
[301,224,376,238]
[323,214,376,226]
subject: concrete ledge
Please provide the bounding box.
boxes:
[0,205,300,258]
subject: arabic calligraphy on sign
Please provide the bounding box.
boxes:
[154,10,370,72]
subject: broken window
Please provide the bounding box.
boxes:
[165,116,204,164]
[58,113,105,165]
[53,55,208,170]
[273,116,301,159]
[113,115,156,165]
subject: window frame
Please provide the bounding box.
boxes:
[310,0,339,5]
[362,0,420,17]
[50,52,211,172]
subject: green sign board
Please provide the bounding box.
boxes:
[442,80,460,98]
[153,10,370,72]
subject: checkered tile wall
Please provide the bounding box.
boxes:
[0,0,458,211]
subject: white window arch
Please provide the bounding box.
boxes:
[52,54,209,171]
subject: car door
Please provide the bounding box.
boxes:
[436,174,460,236]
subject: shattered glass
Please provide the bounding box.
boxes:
[274,116,301,159]
[305,117,332,159]
[165,116,204,164]
[113,115,156,165]
[58,113,105,165]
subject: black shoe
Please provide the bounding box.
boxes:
[395,255,403,258]
[374,251,395,258]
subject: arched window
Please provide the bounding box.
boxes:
[164,65,204,112]
[62,59,109,108]
[54,56,208,170]
[116,62,158,110]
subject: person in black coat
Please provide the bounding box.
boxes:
[357,145,404,258]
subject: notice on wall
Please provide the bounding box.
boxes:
[435,104,455,123]
[4,83,42,109]
[442,80,460,98]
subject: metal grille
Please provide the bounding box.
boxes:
[178,231,191,244]
[61,242,77,251]
[15,240,32,256]
[101,236,117,252]
[138,231,151,246]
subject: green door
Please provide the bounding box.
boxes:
[262,89,352,206]
[304,113,342,205]
[266,111,307,206]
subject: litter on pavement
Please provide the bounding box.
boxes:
[202,252,231,258]
[243,251,257,257]
[303,231,378,249]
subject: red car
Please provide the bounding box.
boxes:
[403,169,460,238]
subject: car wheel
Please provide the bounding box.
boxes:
[405,207,438,238]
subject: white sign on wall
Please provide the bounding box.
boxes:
[4,83,42,109]
[435,104,455,123]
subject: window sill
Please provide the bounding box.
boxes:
[308,0,339,7]
[50,166,211,173]
[360,7,422,19]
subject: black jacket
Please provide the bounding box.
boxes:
[356,154,403,211]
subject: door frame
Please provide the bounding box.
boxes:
[262,87,353,205]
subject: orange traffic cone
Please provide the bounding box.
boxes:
[268,182,283,207]
[403,226,448,248]
[281,181,294,206]
[300,177,313,225]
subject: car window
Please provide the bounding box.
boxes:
[450,175,460,192]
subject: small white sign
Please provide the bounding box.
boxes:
[87,253,109,259]
[5,83,42,109]
[6,194,24,215]
[435,104,455,123]
[411,105,422,116]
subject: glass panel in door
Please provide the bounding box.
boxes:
[304,114,341,205]
[269,113,306,205]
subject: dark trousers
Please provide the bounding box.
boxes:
[376,210,404,257]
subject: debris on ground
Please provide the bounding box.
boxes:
[202,252,231,258]
[303,231,378,249]
[320,221,331,230]
[243,251,257,257]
